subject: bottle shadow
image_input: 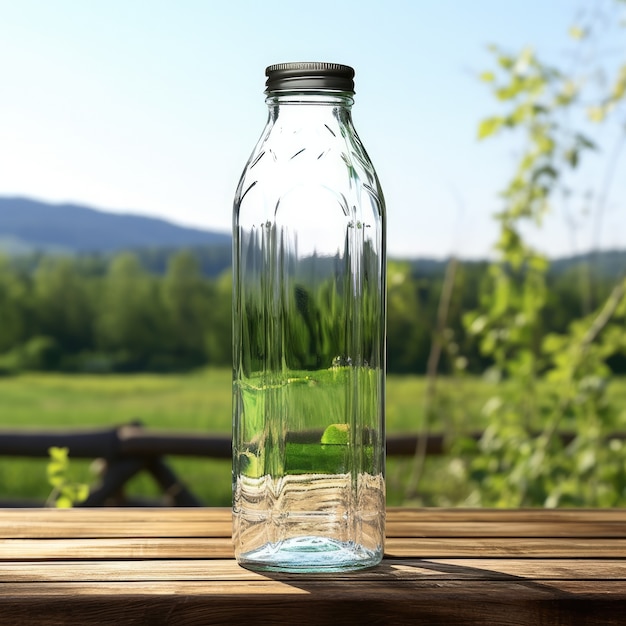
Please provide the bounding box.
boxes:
[247,558,593,625]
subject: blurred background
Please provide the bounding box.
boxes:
[1,0,625,508]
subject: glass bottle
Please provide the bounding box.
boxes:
[232,62,386,572]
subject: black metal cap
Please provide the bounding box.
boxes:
[265,62,355,93]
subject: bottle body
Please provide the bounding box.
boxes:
[232,74,386,572]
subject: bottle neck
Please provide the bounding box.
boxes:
[264,91,354,130]
[265,91,354,108]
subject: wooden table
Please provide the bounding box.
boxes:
[0,508,625,625]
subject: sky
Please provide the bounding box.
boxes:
[0,0,624,259]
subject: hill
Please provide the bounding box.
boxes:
[550,250,626,281]
[403,251,626,280]
[0,197,230,254]
[1,196,623,280]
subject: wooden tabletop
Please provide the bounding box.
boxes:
[0,507,625,625]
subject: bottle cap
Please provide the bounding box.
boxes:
[265,62,355,93]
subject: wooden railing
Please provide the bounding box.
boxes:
[0,422,228,507]
[1,424,624,506]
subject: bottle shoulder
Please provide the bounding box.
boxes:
[235,118,384,210]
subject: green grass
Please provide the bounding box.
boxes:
[0,368,233,506]
[0,368,232,430]
[1,369,625,507]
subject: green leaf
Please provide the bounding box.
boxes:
[535,134,555,155]
[55,496,73,509]
[555,81,578,106]
[587,105,606,122]
[477,116,504,140]
[47,475,65,488]
[518,153,536,173]
[510,103,532,123]
[568,25,586,40]
[611,65,626,100]
[63,483,89,504]
[479,71,496,82]
[564,148,579,168]
[496,81,522,101]
[48,447,69,463]
[531,164,558,183]
[497,55,515,70]
[575,133,597,150]
[467,314,488,335]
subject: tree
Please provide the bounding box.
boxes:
[161,250,213,366]
[386,261,429,373]
[204,268,232,366]
[32,257,94,354]
[462,0,626,507]
[96,253,165,369]
[0,257,29,354]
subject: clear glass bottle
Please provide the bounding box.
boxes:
[232,62,386,572]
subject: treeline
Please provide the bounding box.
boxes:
[0,250,624,375]
[0,251,230,373]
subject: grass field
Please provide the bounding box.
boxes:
[2,369,625,507]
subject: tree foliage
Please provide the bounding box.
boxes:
[459,0,626,507]
[0,248,622,379]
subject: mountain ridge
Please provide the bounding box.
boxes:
[0,196,230,254]
[0,197,624,279]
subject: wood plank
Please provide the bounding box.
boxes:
[385,537,626,558]
[0,508,232,538]
[0,580,624,626]
[0,507,624,625]
[2,579,626,596]
[2,536,626,560]
[2,578,625,597]
[2,508,625,539]
[7,518,625,539]
[386,520,626,538]
[0,537,234,560]
[387,509,626,539]
[0,558,624,583]
[387,508,626,524]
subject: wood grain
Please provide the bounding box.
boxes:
[0,558,624,583]
[2,507,625,538]
[2,536,626,560]
[0,508,625,625]
[0,507,232,538]
[0,580,625,626]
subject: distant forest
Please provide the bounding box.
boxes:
[0,247,625,375]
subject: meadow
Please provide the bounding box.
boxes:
[2,369,625,507]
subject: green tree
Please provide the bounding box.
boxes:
[462,0,626,507]
[204,268,232,366]
[96,253,165,369]
[387,261,429,372]
[161,250,213,365]
[0,257,29,354]
[33,257,94,354]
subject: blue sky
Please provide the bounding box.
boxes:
[1,0,624,258]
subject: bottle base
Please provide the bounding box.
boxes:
[236,536,382,573]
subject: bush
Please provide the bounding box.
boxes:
[0,336,61,372]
